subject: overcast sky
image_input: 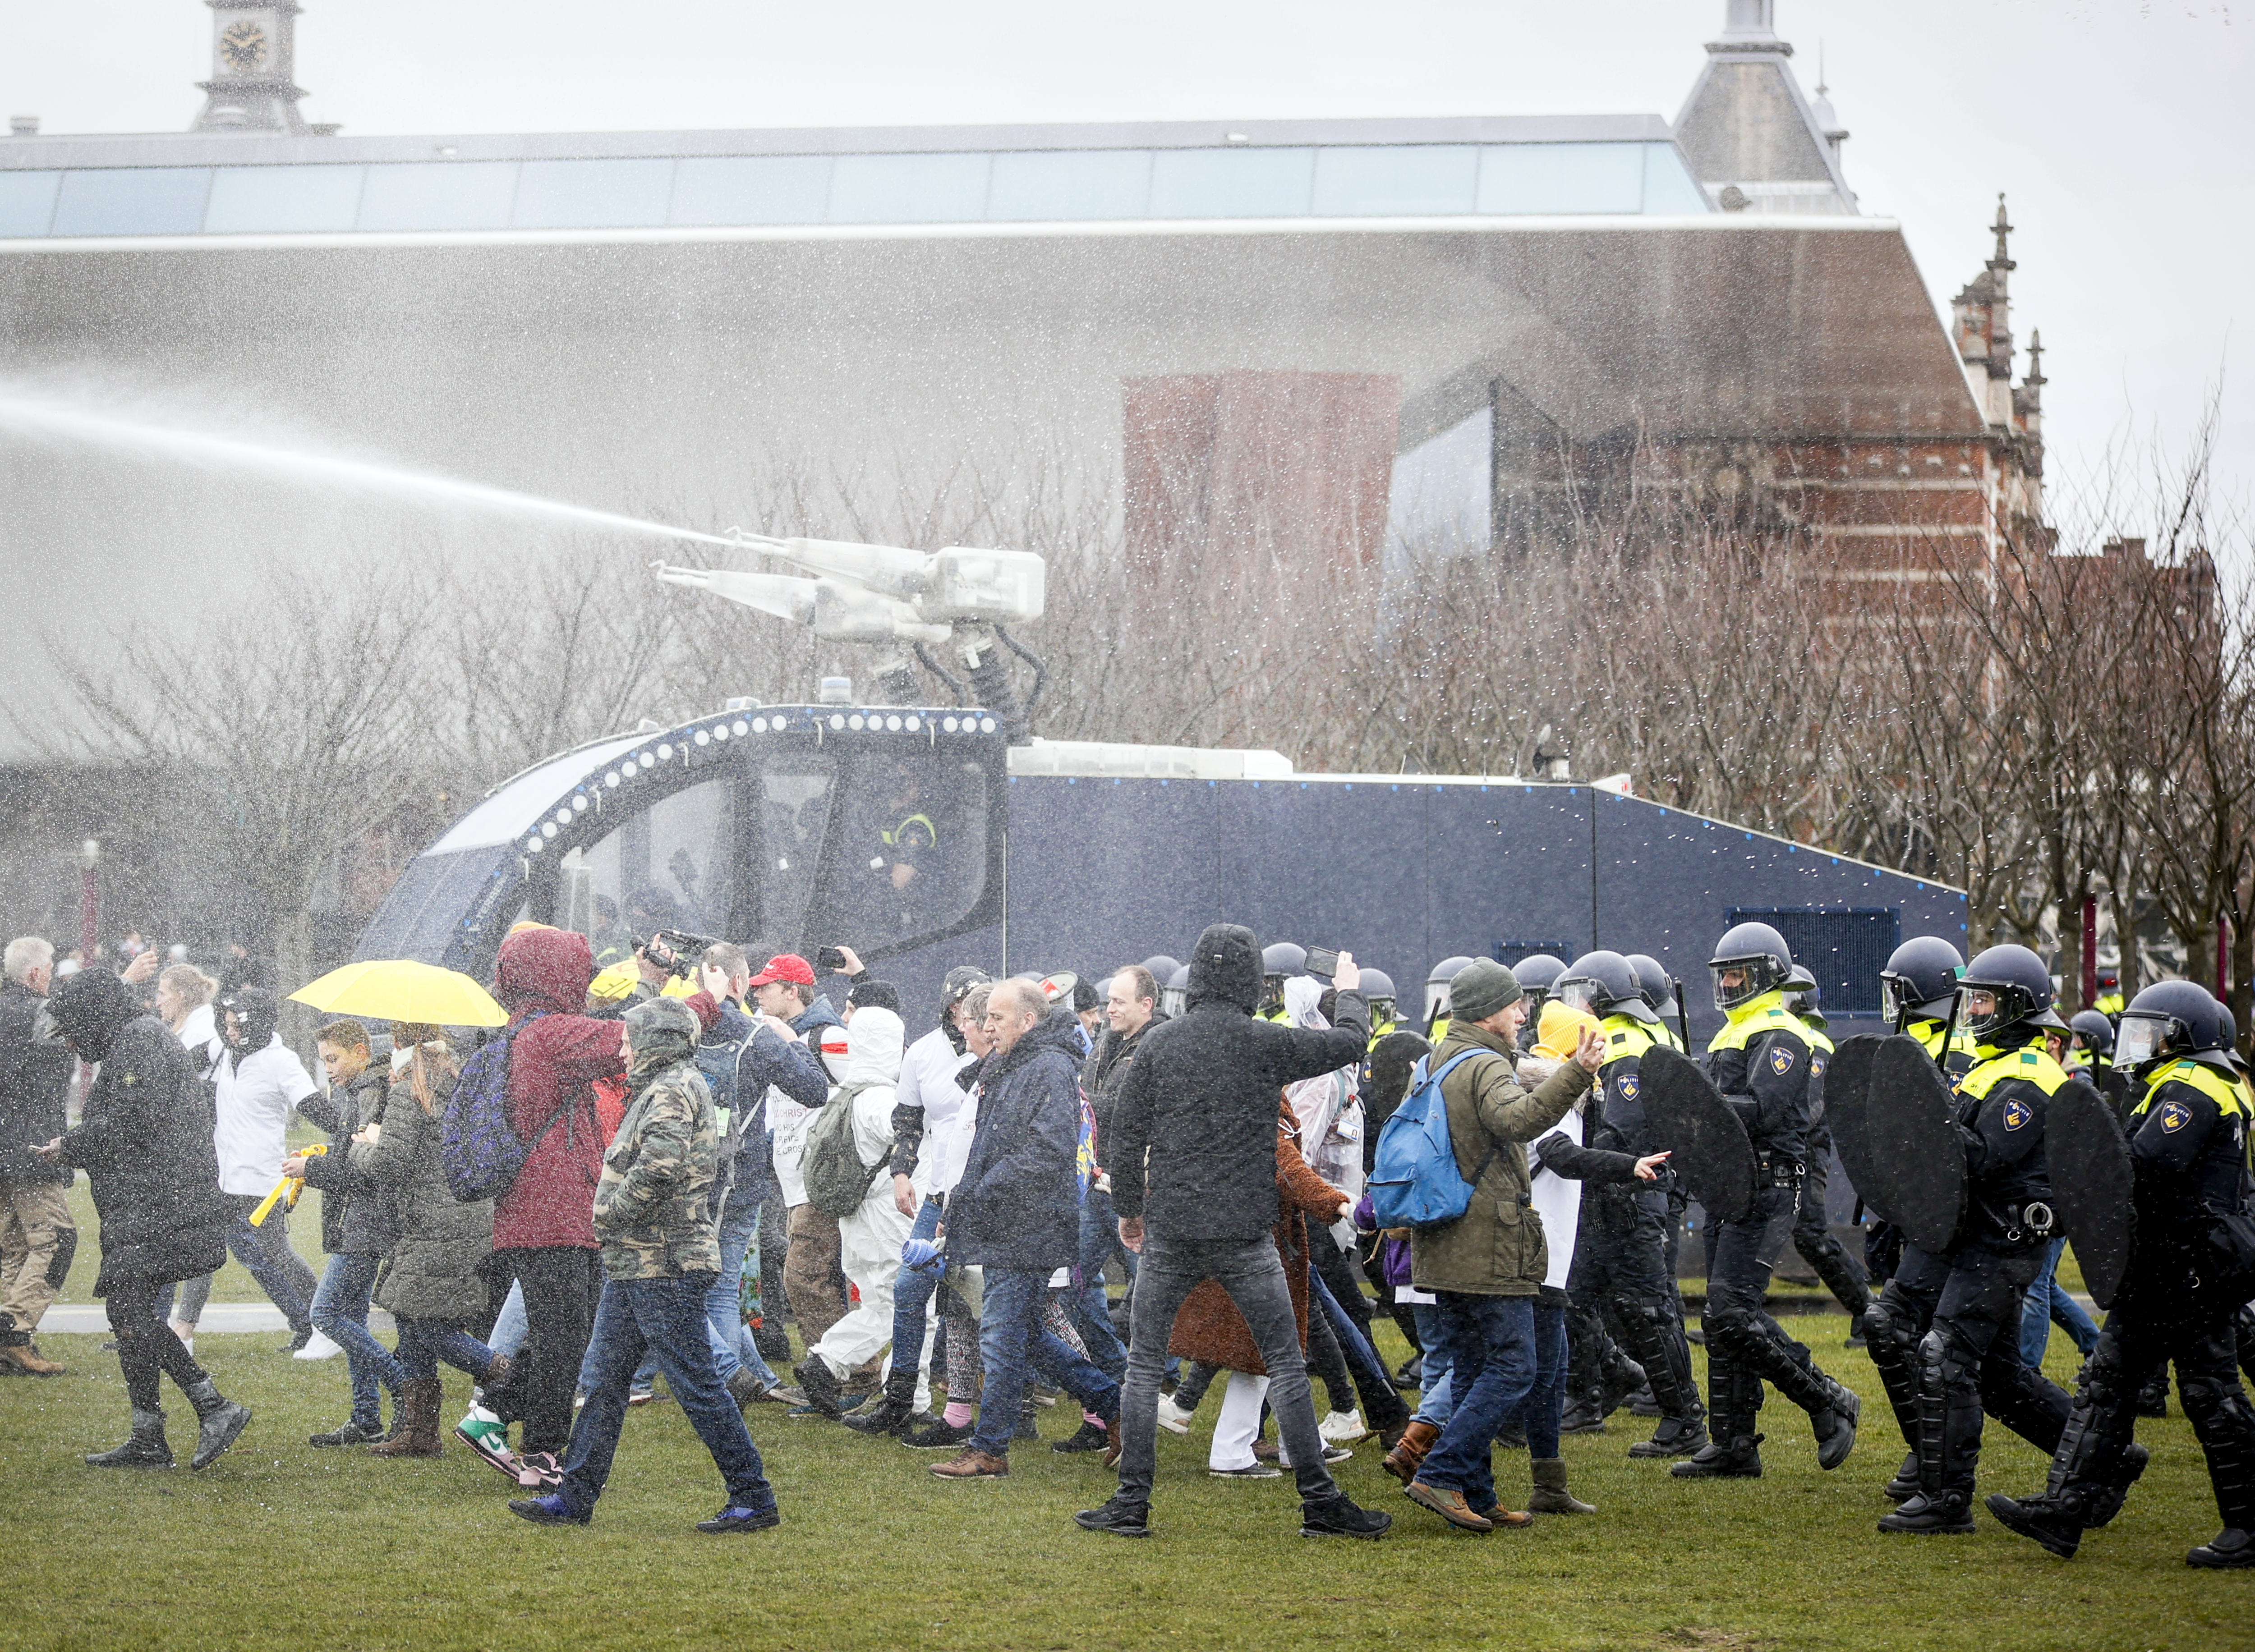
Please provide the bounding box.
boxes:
[3,0,2248,529]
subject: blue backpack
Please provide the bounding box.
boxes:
[439,1014,570,1204]
[1367,1051,1501,1229]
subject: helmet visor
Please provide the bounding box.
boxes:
[1711,961,1764,1012]
[2113,1012,2176,1071]
[1556,977,1603,1016]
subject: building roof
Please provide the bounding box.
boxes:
[0,115,1712,242]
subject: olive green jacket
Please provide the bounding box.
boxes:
[1408,1021,1591,1296]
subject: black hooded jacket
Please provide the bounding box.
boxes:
[49,969,231,1294]
[1108,924,1369,1244]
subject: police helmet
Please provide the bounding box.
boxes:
[1880,935,1965,1024]
[219,986,280,1054]
[1708,922,1792,1012]
[1626,953,1675,1014]
[2113,979,2235,1076]
[1161,964,1191,1020]
[1141,955,1182,987]
[2068,1009,2114,1056]
[1428,955,1474,987]
[1513,954,1567,996]
[1261,942,1307,980]
[1783,964,1827,1026]
[1956,944,2055,1041]
[1555,950,1657,1024]
[1359,969,1397,1013]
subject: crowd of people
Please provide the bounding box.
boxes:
[1,913,2252,1565]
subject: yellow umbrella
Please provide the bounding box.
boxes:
[289,959,509,1028]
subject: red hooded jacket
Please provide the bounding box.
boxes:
[490,927,626,1251]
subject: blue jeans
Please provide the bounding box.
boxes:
[488,1280,528,1361]
[1418,1292,1537,1508]
[887,1197,946,1378]
[309,1252,404,1425]
[1523,1299,1567,1459]
[970,1266,1120,1458]
[1068,1188,1130,1381]
[2018,1236,2100,1369]
[706,1191,779,1389]
[1410,1301,1454,1424]
[225,1196,314,1332]
[559,1272,774,1519]
[393,1315,496,1383]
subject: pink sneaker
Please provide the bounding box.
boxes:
[514,1451,563,1490]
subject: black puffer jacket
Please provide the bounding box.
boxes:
[947,1010,1088,1271]
[0,980,74,1184]
[297,1062,397,1255]
[50,970,231,1295]
[1108,924,1369,1245]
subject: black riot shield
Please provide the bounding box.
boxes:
[1865,1036,1968,1253]
[1823,1033,1883,1204]
[2049,1077,2135,1310]
[1640,1045,1759,1224]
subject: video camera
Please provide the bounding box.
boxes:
[634,928,723,980]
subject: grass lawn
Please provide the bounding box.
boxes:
[5,1260,2248,1652]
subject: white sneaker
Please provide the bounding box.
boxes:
[293,1330,344,1362]
[1155,1395,1194,1436]
[1319,1409,1369,1444]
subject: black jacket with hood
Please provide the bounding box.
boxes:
[49,969,232,1295]
[0,979,74,1184]
[1108,924,1369,1245]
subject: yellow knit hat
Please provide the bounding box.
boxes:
[1534,1000,1602,1061]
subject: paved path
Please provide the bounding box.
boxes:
[40,1302,395,1335]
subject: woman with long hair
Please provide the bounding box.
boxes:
[355,1023,509,1458]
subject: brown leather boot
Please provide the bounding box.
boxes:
[1381,1418,1440,1485]
[368,1379,443,1458]
[0,1338,66,1376]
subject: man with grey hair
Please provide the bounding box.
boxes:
[0,936,75,1375]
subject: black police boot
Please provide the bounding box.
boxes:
[2083,1442,2149,1528]
[1632,1414,1708,1460]
[1628,1381,1661,1418]
[1883,1451,1920,1501]
[1670,1432,1763,1479]
[1862,1294,1924,1452]
[2188,1529,2255,1569]
[85,1408,174,1469]
[182,1379,251,1470]
[1558,1394,1609,1435]
[1601,1349,1647,1422]
[1809,1377,1860,1471]
[1878,1491,1975,1534]
[1985,1489,2087,1558]
[1622,1302,1707,1459]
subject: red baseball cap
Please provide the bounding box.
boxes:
[746,954,815,988]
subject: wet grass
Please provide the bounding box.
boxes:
[1,1307,2246,1652]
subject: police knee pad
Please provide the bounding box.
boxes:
[1920,1325,1981,1393]
[1703,1304,1759,1353]
[1864,1297,1914,1355]
[2176,1371,2254,1433]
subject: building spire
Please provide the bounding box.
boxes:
[1988,193,2015,293]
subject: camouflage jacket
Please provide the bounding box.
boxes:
[592,1054,722,1280]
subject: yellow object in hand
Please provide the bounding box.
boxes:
[248,1143,327,1227]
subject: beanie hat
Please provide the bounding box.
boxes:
[1449,958,1523,1025]
[849,978,902,1014]
[1534,1000,1602,1061]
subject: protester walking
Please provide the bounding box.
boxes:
[511,998,780,1533]
[1082,926,1391,1541]
[0,937,75,1375]
[40,968,249,1470]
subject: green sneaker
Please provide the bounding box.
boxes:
[453,1407,518,1480]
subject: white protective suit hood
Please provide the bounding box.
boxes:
[841,1006,905,1087]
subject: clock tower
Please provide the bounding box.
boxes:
[191,0,308,133]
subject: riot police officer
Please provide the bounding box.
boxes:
[1360,970,1399,1046]
[1673,922,1861,1479]
[1422,955,1473,1042]
[1258,943,1305,1023]
[1780,968,1871,1342]
[1512,953,1568,1052]
[1628,953,1687,1052]
[1863,937,1978,1289]
[1553,950,1707,1459]
[1872,945,2078,1534]
[1988,979,2255,1567]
